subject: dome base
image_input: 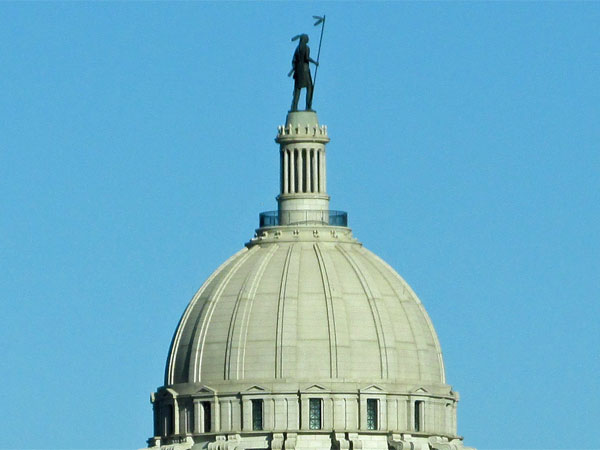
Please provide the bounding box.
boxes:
[144,431,476,450]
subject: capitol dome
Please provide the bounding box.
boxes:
[146,111,475,450]
[167,238,445,388]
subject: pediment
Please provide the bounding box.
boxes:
[243,385,267,393]
[302,384,328,392]
[410,387,429,394]
[360,384,385,393]
[195,385,216,395]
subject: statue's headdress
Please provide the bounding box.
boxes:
[291,34,309,44]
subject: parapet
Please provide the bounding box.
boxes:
[276,123,330,144]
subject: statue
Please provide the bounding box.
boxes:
[289,34,319,111]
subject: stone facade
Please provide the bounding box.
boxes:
[144,111,476,450]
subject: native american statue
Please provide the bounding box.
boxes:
[288,34,319,111]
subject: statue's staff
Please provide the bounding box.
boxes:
[312,15,326,89]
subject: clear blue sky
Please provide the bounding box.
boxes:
[1,2,598,449]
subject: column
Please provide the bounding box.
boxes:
[242,399,252,432]
[212,398,220,432]
[193,400,202,433]
[298,149,303,193]
[283,149,289,194]
[311,149,317,193]
[319,149,326,192]
[300,397,310,430]
[173,398,180,435]
[289,149,296,194]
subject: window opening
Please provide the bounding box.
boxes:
[165,404,174,436]
[202,401,211,432]
[153,404,160,437]
[252,399,263,431]
[414,400,423,432]
[186,405,194,433]
[367,399,378,430]
[309,398,322,430]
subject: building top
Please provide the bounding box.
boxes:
[166,109,446,393]
[147,59,475,449]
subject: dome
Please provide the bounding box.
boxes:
[166,232,445,390]
[146,110,475,450]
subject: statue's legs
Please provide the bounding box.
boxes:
[306,84,314,110]
[291,87,301,111]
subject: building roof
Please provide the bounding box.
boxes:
[166,228,445,391]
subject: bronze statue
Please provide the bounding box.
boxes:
[289,34,319,111]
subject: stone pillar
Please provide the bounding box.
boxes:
[212,397,220,432]
[242,399,252,432]
[310,148,319,192]
[172,398,180,435]
[323,397,333,430]
[220,400,231,432]
[320,149,326,193]
[387,397,398,431]
[298,149,303,193]
[333,397,345,430]
[300,397,310,430]
[283,150,289,194]
[193,400,202,433]
[359,397,367,431]
[290,149,295,193]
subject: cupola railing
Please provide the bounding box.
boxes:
[259,210,347,228]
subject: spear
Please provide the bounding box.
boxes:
[312,15,326,89]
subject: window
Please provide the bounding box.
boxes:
[202,401,211,432]
[309,398,322,430]
[153,405,160,436]
[252,399,263,431]
[366,399,378,430]
[185,405,194,434]
[165,404,174,436]
[414,400,424,432]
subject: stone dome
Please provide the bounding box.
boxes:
[146,110,475,450]
[166,232,445,390]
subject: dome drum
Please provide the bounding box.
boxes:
[149,385,462,449]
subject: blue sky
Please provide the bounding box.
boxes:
[1,2,599,449]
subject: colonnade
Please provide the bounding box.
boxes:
[280,147,326,195]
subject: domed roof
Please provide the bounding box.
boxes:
[145,109,476,450]
[166,228,445,389]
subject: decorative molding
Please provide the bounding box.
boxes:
[301,383,329,392]
[241,385,267,393]
[195,385,217,395]
[410,387,429,394]
[359,384,385,393]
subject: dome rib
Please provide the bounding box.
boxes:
[313,243,339,378]
[317,243,352,379]
[361,247,446,384]
[166,247,248,385]
[238,244,279,379]
[275,244,295,378]
[337,244,389,379]
[191,246,259,383]
[225,244,279,380]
